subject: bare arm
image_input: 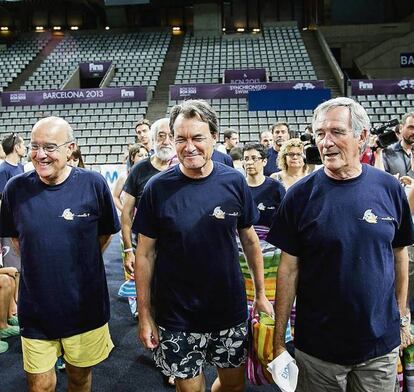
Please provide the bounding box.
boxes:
[135,234,158,349]
[373,148,385,171]
[99,234,112,253]
[11,238,19,255]
[120,192,136,273]
[273,251,299,357]
[238,226,273,316]
[409,187,414,214]
[112,175,126,213]
[394,246,413,350]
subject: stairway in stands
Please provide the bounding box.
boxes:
[6,34,64,92]
[146,34,184,123]
[301,30,342,98]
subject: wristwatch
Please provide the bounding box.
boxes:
[400,314,410,327]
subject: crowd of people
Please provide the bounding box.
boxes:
[0,98,414,392]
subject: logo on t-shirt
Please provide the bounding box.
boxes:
[210,206,239,220]
[59,208,90,221]
[257,202,276,211]
[360,209,395,224]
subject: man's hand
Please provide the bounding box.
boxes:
[123,251,135,274]
[273,344,287,361]
[400,325,414,354]
[138,314,159,349]
[253,294,274,318]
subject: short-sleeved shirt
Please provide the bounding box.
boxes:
[250,177,286,228]
[383,141,414,178]
[212,150,234,167]
[263,148,280,176]
[134,162,259,332]
[123,158,160,208]
[0,161,24,194]
[267,165,414,365]
[0,168,120,339]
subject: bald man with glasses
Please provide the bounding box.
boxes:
[0,116,120,392]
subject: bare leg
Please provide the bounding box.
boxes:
[65,362,92,392]
[26,368,57,392]
[175,372,205,392]
[8,275,17,317]
[211,366,246,392]
[0,275,12,329]
[13,272,19,304]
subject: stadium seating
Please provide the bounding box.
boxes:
[175,25,316,85]
[1,28,414,165]
[0,100,147,165]
[0,32,51,92]
[22,31,170,93]
[352,94,414,127]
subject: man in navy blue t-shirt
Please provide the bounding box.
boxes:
[122,118,176,274]
[268,97,414,391]
[263,122,290,176]
[0,132,25,197]
[0,117,120,392]
[0,133,26,275]
[134,99,273,391]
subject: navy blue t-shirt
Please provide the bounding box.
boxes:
[212,149,234,167]
[123,158,160,208]
[0,161,24,193]
[134,162,259,332]
[263,148,279,176]
[267,165,414,365]
[249,177,286,228]
[0,168,120,339]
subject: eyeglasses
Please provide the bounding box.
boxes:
[243,156,263,163]
[29,140,73,153]
[286,152,303,158]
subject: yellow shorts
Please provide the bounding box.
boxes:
[21,323,114,374]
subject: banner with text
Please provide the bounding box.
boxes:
[170,81,325,100]
[351,79,414,95]
[400,53,414,68]
[1,86,147,107]
[79,61,112,78]
[224,68,267,84]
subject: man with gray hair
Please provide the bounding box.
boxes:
[134,99,273,392]
[0,116,120,391]
[267,97,414,391]
[121,117,176,274]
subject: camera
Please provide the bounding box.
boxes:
[370,119,399,150]
[300,133,322,165]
